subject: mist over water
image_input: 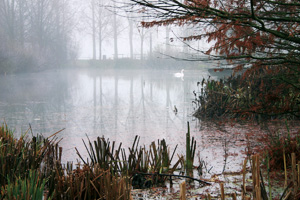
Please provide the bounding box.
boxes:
[0,67,263,175]
[0,68,203,158]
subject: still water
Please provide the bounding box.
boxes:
[0,67,258,174]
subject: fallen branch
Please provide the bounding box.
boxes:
[135,172,211,186]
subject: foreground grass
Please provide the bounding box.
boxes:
[0,124,131,199]
[0,123,300,199]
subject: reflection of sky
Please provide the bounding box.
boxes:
[0,68,263,174]
[56,69,204,158]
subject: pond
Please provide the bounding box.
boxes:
[0,67,265,187]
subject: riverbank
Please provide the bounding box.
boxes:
[66,58,208,70]
[1,120,299,199]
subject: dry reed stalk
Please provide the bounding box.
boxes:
[180,181,186,200]
[298,161,300,186]
[291,153,297,200]
[186,122,192,177]
[283,147,287,188]
[256,155,260,193]
[232,192,237,200]
[207,193,211,200]
[256,185,261,200]
[220,183,225,200]
[282,190,292,200]
[251,154,261,200]
[252,155,256,191]
[252,155,257,199]
[242,158,247,197]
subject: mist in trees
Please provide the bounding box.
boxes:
[0,0,208,74]
[0,0,78,74]
[79,0,201,61]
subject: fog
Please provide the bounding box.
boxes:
[0,0,213,73]
[76,0,210,60]
[0,0,251,174]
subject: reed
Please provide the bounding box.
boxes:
[186,122,196,177]
[0,123,61,188]
[46,164,131,200]
[220,183,225,200]
[251,154,261,200]
[242,157,247,199]
[207,193,211,200]
[0,123,131,200]
[3,122,300,200]
[297,161,300,186]
[283,146,287,188]
[232,192,237,200]
[291,153,297,199]
[0,169,46,200]
[266,154,272,200]
[76,134,182,189]
[180,181,186,200]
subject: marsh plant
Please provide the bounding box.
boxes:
[0,124,131,200]
[2,122,300,199]
[0,170,46,200]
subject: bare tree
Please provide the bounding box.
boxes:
[91,0,96,60]
[113,1,118,59]
[83,0,114,60]
[96,0,112,60]
[0,0,76,73]
[127,13,134,59]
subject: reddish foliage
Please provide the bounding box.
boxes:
[255,130,300,171]
[135,0,300,118]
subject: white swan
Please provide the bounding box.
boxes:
[174,69,184,78]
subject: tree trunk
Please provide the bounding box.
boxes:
[165,26,170,54]
[113,2,118,60]
[18,0,24,47]
[128,18,133,59]
[98,2,102,60]
[149,32,152,58]
[140,30,144,60]
[92,0,96,60]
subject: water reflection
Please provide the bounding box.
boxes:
[0,68,257,174]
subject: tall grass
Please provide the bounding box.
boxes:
[0,123,60,187]
[2,122,300,199]
[0,124,131,199]
[0,170,47,200]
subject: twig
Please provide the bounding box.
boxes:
[135,172,211,185]
[222,138,228,173]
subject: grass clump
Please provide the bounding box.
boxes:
[256,128,300,171]
[0,169,47,200]
[0,123,56,187]
[0,123,132,200]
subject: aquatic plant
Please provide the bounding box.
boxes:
[77,135,179,176]
[3,121,300,199]
[194,67,300,121]
[185,122,196,177]
[46,164,131,200]
[0,169,47,200]
[0,123,61,187]
[255,128,300,171]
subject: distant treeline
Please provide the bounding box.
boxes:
[75,57,208,70]
[0,0,77,74]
